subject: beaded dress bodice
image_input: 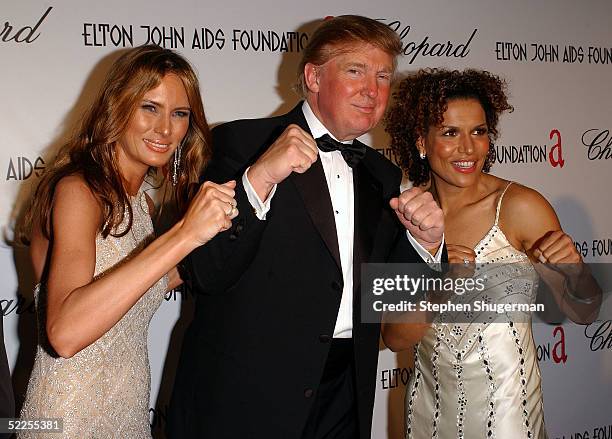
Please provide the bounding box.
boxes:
[19,187,167,438]
[405,183,547,439]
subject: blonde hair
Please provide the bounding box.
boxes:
[296,15,402,96]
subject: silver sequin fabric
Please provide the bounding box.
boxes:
[19,187,167,438]
[406,183,547,439]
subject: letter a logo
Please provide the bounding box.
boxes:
[552,326,568,364]
[549,129,565,168]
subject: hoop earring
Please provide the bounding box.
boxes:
[419,150,426,160]
[172,141,183,186]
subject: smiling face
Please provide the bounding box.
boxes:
[116,73,191,184]
[420,98,490,188]
[304,43,394,141]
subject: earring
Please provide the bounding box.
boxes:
[171,141,183,186]
[416,138,426,160]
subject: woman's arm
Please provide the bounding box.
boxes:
[382,320,431,352]
[500,184,602,324]
[142,193,184,293]
[41,176,235,358]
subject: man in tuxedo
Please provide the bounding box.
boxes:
[168,15,444,439]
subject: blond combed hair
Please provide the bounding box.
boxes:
[295,15,402,96]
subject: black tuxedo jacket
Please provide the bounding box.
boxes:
[168,103,426,439]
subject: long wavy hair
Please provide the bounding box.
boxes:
[24,45,211,241]
[385,68,513,186]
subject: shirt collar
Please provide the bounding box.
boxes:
[302,101,353,145]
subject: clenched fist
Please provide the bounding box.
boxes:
[180,180,238,247]
[248,124,318,200]
[532,230,581,264]
[532,230,583,282]
[390,187,444,253]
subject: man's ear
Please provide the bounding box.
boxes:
[304,63,320,93]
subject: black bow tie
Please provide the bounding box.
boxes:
[316,134,366,168]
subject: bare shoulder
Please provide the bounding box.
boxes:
[53,175,102,226]
[55,174,98,201]
[501,183,558,222]
[499,182,561,249]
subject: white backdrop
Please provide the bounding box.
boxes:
[1,1,611,438]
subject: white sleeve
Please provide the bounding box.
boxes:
[406,230,445,265]
[242,167,277,220]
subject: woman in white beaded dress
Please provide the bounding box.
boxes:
[18,45,238,438]
[382,68,601,438]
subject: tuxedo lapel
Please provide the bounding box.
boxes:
[285,103,342,272]
[353,147,384,288]
[291,160,342,271]
[282,102,311,133]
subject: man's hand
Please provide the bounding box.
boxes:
[390,187,444,254]
[247,124,318,200]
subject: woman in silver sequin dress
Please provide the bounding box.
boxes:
[382,69,600,438]
[18,45,238,438]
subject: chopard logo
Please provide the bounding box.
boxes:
[584,320,612,352]
[1,7,52,44]
[582,129,612,160]
[1,294,36,316]
[377,19,477,64]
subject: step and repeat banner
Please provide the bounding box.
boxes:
[1,1,611,437]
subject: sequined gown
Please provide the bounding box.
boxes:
[19,187,167,438]
[405,183,547,439]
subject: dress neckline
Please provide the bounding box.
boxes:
[471,181,533,263]
[128,184,145,200]
[471,182,524,257]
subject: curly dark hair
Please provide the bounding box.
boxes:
[385,68,513,186]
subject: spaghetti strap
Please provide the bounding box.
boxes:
[494,182,514,225]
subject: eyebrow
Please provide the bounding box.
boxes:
[143,99,191,111]
[343,62,392,73]
[344,62,366,69]
[441,123,487,129]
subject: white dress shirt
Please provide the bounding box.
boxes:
[242,101,442,338]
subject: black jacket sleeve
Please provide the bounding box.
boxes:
[184,121,271,294]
